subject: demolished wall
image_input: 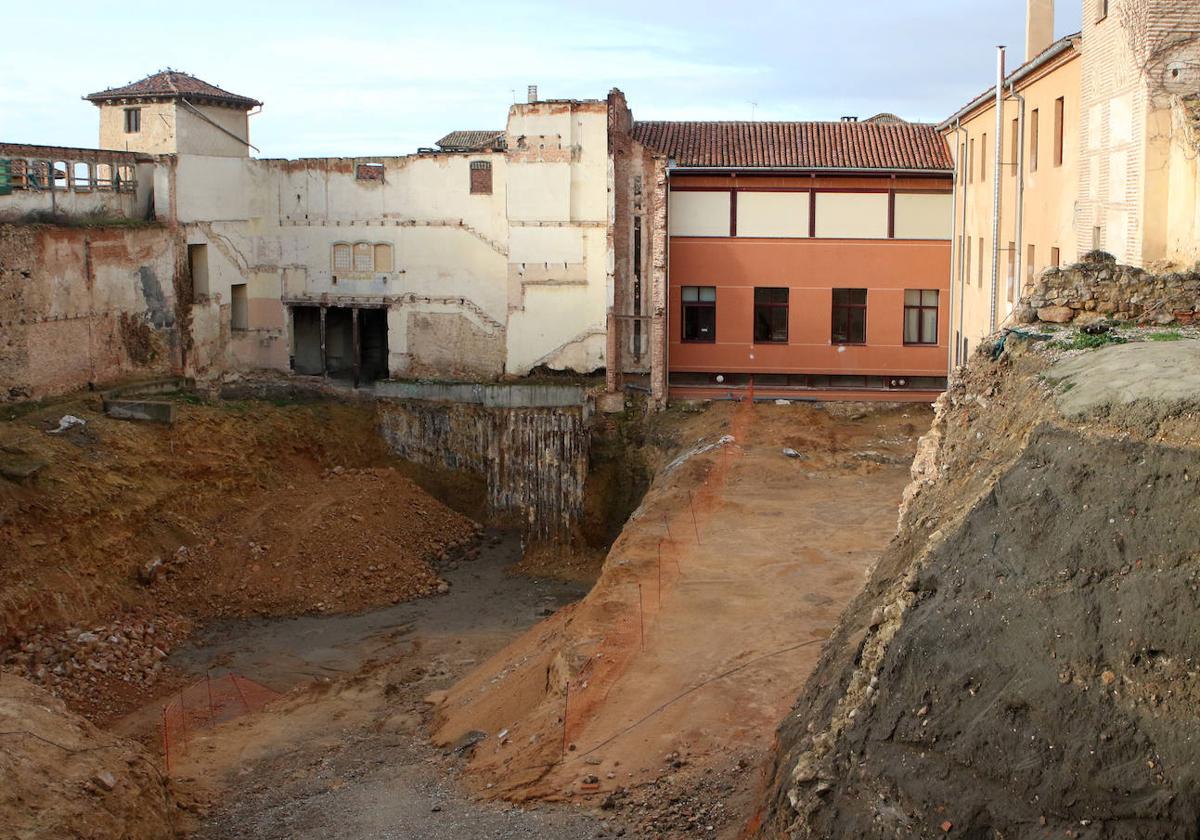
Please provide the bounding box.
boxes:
[758,329,1200,837]
[0,223,183,401]
[1019,254,1200,326]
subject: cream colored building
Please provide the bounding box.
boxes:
[77,73,615,383]
[940,0,1200,362]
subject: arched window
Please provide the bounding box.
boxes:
[373,243,393,272]
[72,162,92,191]
[352,243,373,272]
[332,243,352,273]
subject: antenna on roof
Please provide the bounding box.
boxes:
[749,101,758,120]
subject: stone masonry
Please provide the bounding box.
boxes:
[1017,252,1200,327]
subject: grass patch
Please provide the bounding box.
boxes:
[1147,329,1184,342]
[1053,330,1129,351]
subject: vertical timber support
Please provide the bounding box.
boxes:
[351,307,361,389]
[319,305,328,378]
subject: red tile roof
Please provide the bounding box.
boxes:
[632,120,952,171]
[435,130,506,151]
[86,71,261,109]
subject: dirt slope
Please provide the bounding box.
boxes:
[0,395,477,722]
[428,401,927,837]
[759,335,1200,838]
[0,674,174,840]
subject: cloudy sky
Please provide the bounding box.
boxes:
[1,0,1081,159]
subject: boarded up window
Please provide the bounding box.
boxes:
[373,243,393,272]
[470,161,492,194]
[814,193,888,239]
[356,162,384,181]
[352,243,373,272]
[893,193,952,240]
[332,243,352,272]
[736,192,809,238]
[231,283,248,330]
[668,191,731,237]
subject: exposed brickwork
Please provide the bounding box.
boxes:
[0,224,182,401]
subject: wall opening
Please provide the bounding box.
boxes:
[188,244,210,300]
[288,305,389,385]
[230,283,248,330]
[292,306,323,375]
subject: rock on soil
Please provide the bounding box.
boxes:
[0,674,173,839]
[759,336,1200,838]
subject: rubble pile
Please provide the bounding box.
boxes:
[0,612,189,721]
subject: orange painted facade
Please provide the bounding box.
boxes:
[667,175,952,386]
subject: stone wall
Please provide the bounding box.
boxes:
[0,223,185,401]
[1018,253,1200,326]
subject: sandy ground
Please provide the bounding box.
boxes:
[431,401,928,837]
[116,533,633,839]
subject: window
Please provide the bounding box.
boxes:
[72,162,91,191]
[124,108,141,134]
[1098,0,1108,21]
[470,161,492,195]
[1051,246,1061,267]
[965,237,971,286]
[352,242,373,272]
[831,289,867,344]
[1027,243,1036,284]
[980,133,988,182]
[681,286,716,342]
[373,243,393,272]
[355,162,384,181]
[904,290,939,345]
[978,237,985,287]
[1093,226,1102,250]
[959,142,966,185]
[231,283,248,331]
[1029,108,1040,172]
[1010,119,1019,177]
[968,138,975,183]
[332,243,352,272]
[1053,97,1065,166]
[753,288,789,343]
[1007,241,1016,302]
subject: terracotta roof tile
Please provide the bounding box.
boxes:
[632,120,952,171]
[435,130,506,151]
[86,71,260,109]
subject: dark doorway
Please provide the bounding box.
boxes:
[292,306,322,375]
[359,308,389,382]
[289,305,389,386]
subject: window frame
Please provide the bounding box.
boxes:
[470,160,493,195]
[124,108,141,134]
[831,288,867,345]
[903,289,939,346]
[1029,108,1040,172]
[752,287,789,344]
[1053,97,1065,167]
[681,286,717,343]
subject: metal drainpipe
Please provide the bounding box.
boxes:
[990,46,1005,334]
[956,122,969,367]
[948,121,967,372]
[1009,83,1026,318]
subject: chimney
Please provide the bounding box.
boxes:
[527,84,538,104]
[1025,0,1054,62]
[840,115,858,122]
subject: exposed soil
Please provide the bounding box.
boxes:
[137,533,630,839]
[760,335,1200,838]
[0,674,174,840]
[429,400,929,839]
[0,395,476,724]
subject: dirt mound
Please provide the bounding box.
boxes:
[0,674,174,839]
[0,397,478,722]
[759,336,1200,838]
[427,401,926,834]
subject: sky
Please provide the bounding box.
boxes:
[0,0,1081,159]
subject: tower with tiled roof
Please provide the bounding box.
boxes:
[86,70,261,158]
